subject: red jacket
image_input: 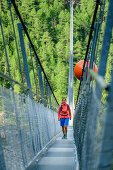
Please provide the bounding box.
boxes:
[58,104,71,121]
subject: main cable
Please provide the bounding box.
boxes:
[11,0,59,105]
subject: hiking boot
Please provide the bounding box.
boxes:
[62,135,65,139]
[64,134,67,139]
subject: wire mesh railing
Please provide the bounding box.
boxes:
[0,86,60,170]
[0,1,61,170]
[73,0,113,169]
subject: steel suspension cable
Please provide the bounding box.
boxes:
[76,0,100,105]
[11,0,59,105]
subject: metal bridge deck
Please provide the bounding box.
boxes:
[26,126,76,170]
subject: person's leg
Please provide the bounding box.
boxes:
[62,126,66,139]
[65,125,68,134]
[64,118,69,139]
[62,126,65,134]
[64,125,67,138]
[60,118,65,138]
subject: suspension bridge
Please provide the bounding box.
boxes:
[0,0,113,170]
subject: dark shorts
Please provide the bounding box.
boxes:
[60,118,69,126]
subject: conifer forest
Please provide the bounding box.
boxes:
[0,0,112,103]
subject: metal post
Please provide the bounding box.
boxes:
[35,56,46,106]
[29,43,38,94]
[68,0,74,116]
[17,23,33,99]
[38,67,46,106]
[48,85,52,109]
[8,1,25,93]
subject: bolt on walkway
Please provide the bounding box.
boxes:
[26,126,76,170]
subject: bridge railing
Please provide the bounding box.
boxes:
[73,0,113,169]
[0,86,60,170]
[0,1,60,170]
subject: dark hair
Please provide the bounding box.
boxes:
[62,98,67,102]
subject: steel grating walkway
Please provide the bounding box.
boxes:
[26,126,76,170]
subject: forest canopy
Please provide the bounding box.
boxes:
[0,0,112,104]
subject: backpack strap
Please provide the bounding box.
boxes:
[60,104,69,112]
[61,105,62,111]
[60,104,69,116]
[67,104,69,111]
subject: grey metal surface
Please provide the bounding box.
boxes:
[68,0,74,114]
[26,127,76,170]
[73,1,113,170]
[97,2,113,168]
[0,86,61,170]
[17,23,33,99]
[96,0,113,100]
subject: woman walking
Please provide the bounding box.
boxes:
[58,98,71,139]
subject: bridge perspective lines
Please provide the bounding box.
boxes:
[1,0,113,170]
[26,126,76,170]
